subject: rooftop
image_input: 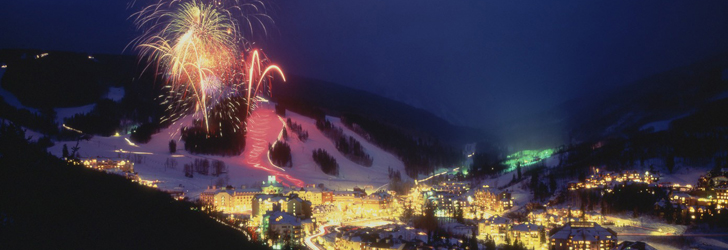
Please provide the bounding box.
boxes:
[266,211,300,226]
[549,222,616,241]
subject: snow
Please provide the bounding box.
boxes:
[640,120,671,132]
[659,165,707,185]
[0,68,39,114]
[105,87,125,102]
[0,68,114,125]
[616,237,680,250]
[618,235,728,250]
[639,113,689,132]
[543,154,562,168]
[55,104,96,125]
[48,102,408,199]
[693,237,728,250]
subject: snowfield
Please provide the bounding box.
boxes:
[48,102,408,198]
[639,113,689,132]
[106,87,125,102]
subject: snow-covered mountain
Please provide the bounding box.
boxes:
[47,103,409,198]
[500,52,728,149]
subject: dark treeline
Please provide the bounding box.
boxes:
[316,117,373,167]
[181,124,245,156]
[64,99,121,137]
[525,165,552,201]
[1,51,105,108]
[269,140,292,167]
[286,118,308,141]
[600,183,665,216]
[388,166,413,195]
[550,98,728,182]
[470,152,507,177]
[565,181,728,227]
[336,136,373,167]
[0,121,266,249]
[0,96,58,135]
[312,148,338,176]
[181,158,227,177]
[341,114,461,178]
[274,90,464,178]
[1,50,177,140]
[129,122,158,144]
[181,96,248,156]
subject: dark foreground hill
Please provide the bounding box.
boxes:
[0,122,266,250]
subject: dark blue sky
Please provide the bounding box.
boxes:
[3,0,728,129]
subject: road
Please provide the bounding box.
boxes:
[304,223,334,250]
[304,218,398,250]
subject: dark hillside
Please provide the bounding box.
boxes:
[271,75,494,146]
[503,52,728,149]
[0,122,266,250]
[0,49,138,108]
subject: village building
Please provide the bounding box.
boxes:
[548,222,617,250]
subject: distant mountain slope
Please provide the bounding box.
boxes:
[0,49,136,108]
[271,75,494,146]
[570,53,728,140]
[504,52,728,148]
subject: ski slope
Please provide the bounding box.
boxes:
[48,102,408,198]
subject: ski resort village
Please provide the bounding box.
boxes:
[44,99,728,250]
[4,2,728,249]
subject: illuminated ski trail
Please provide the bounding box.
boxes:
[243,107,304,187]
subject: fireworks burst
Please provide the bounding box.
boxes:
[242,49,285,115]
[130,0,284,135]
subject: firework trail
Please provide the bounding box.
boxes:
[130,0,283,134]
[242,49,285,115]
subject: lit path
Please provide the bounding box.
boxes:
[305,218,396,249]
[417,167,460,183]
[243,106,304,187]
[371,182,390,193]
[304,223,332,250]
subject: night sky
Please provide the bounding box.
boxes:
[2,0,728,130]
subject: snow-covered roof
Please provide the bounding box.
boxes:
[512,223,541,232]
[549,222,616,241]
[333,190,357,195]
[615,241,657,250]
[267,211,301,226]
[295,186,328,193]
[255,194,288,202]
[483,215,511,225]
[673,192,691,198]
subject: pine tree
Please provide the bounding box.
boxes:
[169,140,176,154]
[469,230,478,250]
[485,239,496,250]
[539,226,546,243]
[62,144,69,159]
[549,174,557,192]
